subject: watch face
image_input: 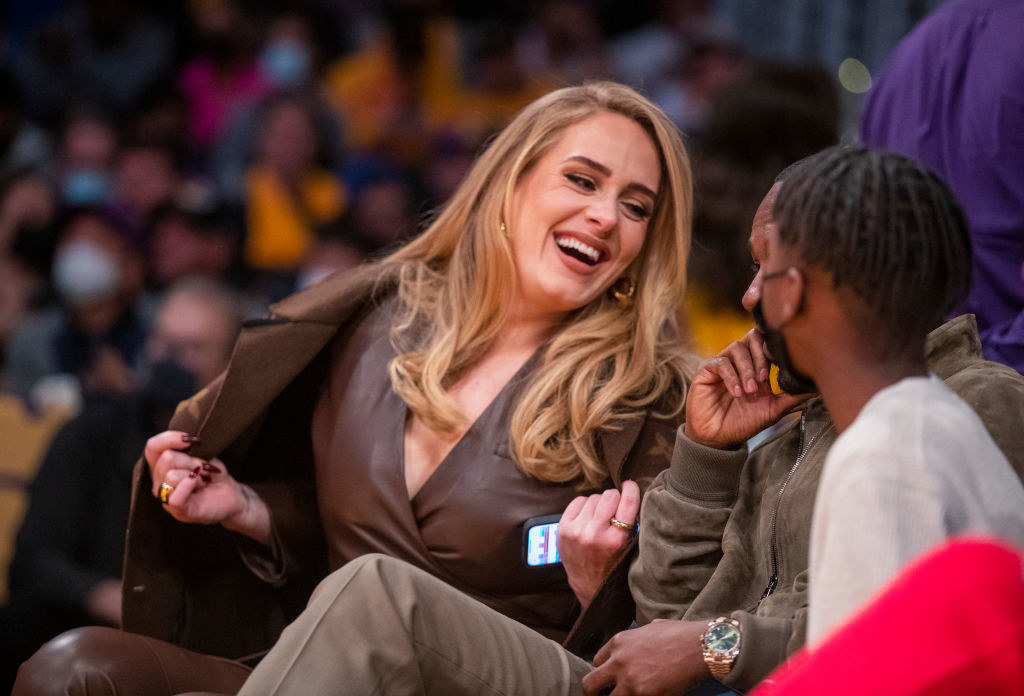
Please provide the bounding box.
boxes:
[706,623,740,653]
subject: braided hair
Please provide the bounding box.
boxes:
[772,145,972,357]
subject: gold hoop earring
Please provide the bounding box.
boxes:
[610,277,636,304]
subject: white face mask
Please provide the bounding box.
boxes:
[52,239,122,307]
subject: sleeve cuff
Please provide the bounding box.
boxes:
[664,427,747,505]
[236,529,287,586]
[722,612,794,691]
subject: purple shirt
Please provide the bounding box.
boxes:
[860,0,1024,373]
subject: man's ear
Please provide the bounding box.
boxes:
[778,267,806,324]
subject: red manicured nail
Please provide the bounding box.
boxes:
[201,462,221,474]
[182,434,201,444]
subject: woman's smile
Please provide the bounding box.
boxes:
[507,110,661,319]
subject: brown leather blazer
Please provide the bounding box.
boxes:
[121,264,681,659]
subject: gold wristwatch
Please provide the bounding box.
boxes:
[701,616,742,679]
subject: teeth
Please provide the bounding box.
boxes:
[556,236,600,262]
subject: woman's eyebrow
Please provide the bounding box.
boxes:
[563,155,658,200]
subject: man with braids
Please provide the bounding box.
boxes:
[585,147,1024,695]
[764,148,1024,642]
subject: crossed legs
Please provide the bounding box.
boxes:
[237,554,591,696]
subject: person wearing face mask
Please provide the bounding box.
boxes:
[54,113,118,208]
[3,206,146,407]
[259,12,317,89]
[0,279,241,694]
[209,11,345,207]
[593,153,1024,696]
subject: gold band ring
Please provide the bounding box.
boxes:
[159,482,174,504]
[610,517,637,533]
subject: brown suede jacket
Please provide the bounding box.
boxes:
[121,264,681,660]
[629,314,1024,692]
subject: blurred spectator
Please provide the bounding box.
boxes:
[650,31,744,138]
[208,10,346,203]
[178,0,267,156]
[0,278,241,694]
[609,0,728,88]
[422,16,552,143]
[324,7,549,169]
[292,157,422,293]
[686,60,839,356]
[0,344,71,690]
[0,175,56,268]
[514,0,611,84]
[860,0,1024,374]
[0,175,58,342]
[8,0,174,125]
[259,10,319,90]
[322,7,427,160]
[146,180,240,292]
[3,206,146,407]
[240,90,346,274]
[109,139,181,239]
[52,109,117,208]
[126,78,190,165]
[421,130,480,209]
[295,213,374,292]
[345,154,422,252]
[0,68,52,179]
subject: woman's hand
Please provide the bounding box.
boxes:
[144,431,271,546]
[558,480,641,608]
[684,328,810,450]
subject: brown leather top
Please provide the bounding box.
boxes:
[311,298,581,639]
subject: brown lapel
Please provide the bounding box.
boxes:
[598,418,646,488]
[174,265,387,462]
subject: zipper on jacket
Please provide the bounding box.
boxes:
[757,410,828,604]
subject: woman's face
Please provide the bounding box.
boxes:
[508,111,661,321]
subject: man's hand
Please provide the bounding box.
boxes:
[582,619,710,696]
[684,329,810,449]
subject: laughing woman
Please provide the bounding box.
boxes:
[15,82,697,695]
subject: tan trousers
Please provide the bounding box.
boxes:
[237,554,592,696]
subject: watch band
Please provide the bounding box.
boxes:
[701,616,742,679]
[703,652,734,679]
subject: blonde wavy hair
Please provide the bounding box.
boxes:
[378,81,696,489]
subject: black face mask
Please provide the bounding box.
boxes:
[140,358,198,429]
[752,299,817,395]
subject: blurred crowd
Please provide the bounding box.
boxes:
[0,0,847,688]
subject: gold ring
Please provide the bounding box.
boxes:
[159,482,174,504]
[610,517,637,533]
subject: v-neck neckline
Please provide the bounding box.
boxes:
[399,347,543,505]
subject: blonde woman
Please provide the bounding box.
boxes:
[15,81,696,695]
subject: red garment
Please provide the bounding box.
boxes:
[753,538,1024,696]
